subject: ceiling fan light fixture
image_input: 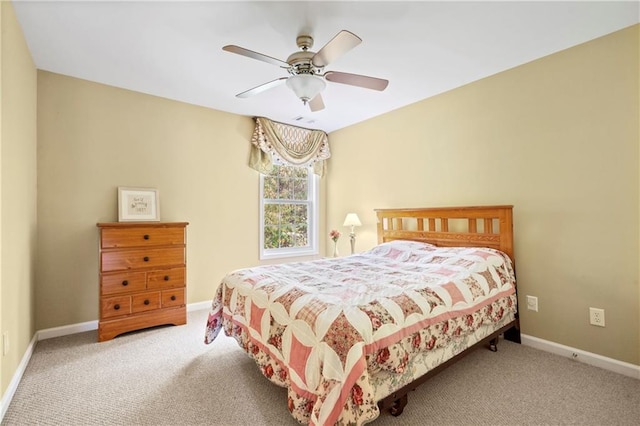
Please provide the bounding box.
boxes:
[286,74,326,104]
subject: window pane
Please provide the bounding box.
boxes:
[280,203,295,225]
[279,225,294,248]
[295,224,308,246]
[264,204,279,226]
[292,178,308,200]
[294,205,308,224]
[263,176,278,199]
[277,165,292,179]
[264,225,279,249]
[278,176,292,199]
[293,167,308,179]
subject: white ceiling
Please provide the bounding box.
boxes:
[13,1,639,133]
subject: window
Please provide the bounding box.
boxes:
[260,164,318,259]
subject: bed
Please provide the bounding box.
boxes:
[204,205,520,425]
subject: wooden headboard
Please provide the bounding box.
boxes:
[374,205,514,261]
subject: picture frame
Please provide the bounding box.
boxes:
[117,187,160,222]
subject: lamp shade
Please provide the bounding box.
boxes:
[343,213,362,227]
[286,74,326,103]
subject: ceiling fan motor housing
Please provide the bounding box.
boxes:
[286,50,323,76]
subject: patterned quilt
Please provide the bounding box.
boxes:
[204,240,517,425]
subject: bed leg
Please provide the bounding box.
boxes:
[489,337,499,352]
[389,394,408,417]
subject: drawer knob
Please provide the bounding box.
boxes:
[143,256,149,262]
[164,275,170,281]
[171,295,176,301]
[144,234,150,240]
[144,299,150,305]
[114,304,120,310]
[122,280,129,286]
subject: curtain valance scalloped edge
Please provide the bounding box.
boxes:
[248,117,330,177]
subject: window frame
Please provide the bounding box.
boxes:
[259,165,319,260]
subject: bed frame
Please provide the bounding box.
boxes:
[374,205,520,415]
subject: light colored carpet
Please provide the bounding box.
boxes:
[2,309,639,425]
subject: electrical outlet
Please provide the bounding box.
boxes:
[589,307,605,327]
[2,332,8,356]
[526,295,538,312]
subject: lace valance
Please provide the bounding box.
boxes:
[248,117,330,177]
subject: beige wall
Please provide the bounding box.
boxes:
[0,0,38,395]
[327,25,639,365]
[36,71,326,330]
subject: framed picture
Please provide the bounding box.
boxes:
[117,187,160,222]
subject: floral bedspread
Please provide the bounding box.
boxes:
[204,240,517,425]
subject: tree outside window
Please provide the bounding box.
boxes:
[260,164,318,259]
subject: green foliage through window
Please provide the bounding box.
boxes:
[262,165,311,250]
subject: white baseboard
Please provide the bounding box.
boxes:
[0,333,37,421]
[35,301,212,341]
[37,319,99,341]
[187,300,212,312]
[521,334,640,380]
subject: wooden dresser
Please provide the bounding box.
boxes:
[96,222,188,342]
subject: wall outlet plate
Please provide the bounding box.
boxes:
[589,307,605,327]
[526,295,538,312]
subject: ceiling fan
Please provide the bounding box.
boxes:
[223,30,389,112]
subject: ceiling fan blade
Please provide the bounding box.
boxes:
[236,77,288,98]
[312,30,362,67]
[223,45,289,68]
[308,93,325,112]
[324,71,389,91]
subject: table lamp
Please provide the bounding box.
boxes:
[343,213,362,255]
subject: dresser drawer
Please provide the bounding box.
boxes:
[100,226,185,249]
[101,247,185,272]
[132,292,161,313]
[101,295,132,319]
[148,267,185,290]
[101,271,146,295]
[162,288,185,308]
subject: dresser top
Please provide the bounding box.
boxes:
[97,222,189,228]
